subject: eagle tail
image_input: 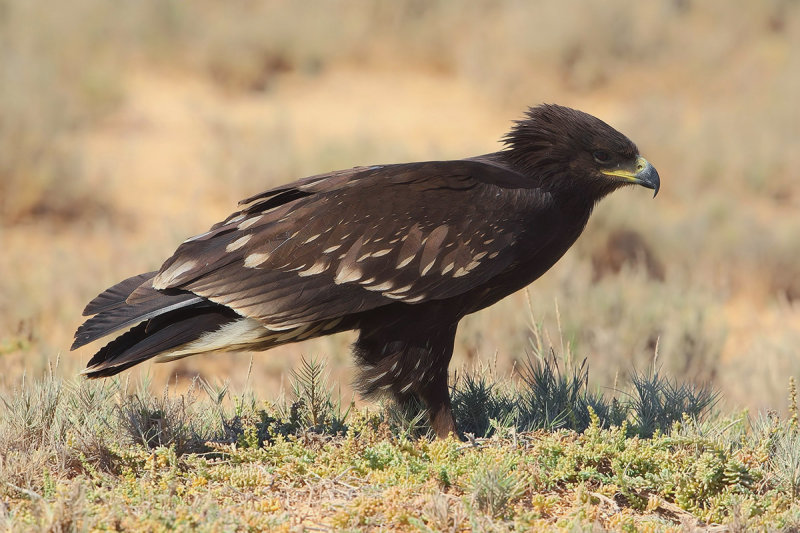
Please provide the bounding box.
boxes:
[72,273,204,350]
[81,306,240,378]
[74,272,351,379]
[74,271,252,378]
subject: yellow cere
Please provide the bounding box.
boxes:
[600,156,650,181]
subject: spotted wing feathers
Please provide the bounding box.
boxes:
[145,160,527,330]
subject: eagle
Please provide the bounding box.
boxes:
[72,104,660,438]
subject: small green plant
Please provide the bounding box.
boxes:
[285,355,350,434]
[117,377,210,454]
[0,371,63,448]
[627,367,719,438]
[449,349,715,440]
[452,372,516,437]
[470,458,525,518]
[385,396,431,440]
[789,377,798,429]
[518,354,611,432]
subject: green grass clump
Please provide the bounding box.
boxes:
[2,356,799,531]
[446,348,717,441]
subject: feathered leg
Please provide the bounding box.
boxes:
[353,304,459,439]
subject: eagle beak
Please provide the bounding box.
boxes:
[601,156,661,197]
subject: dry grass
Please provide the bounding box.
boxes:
[1,0,799,419]
[0,362,797,531]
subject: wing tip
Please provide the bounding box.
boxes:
[81,271,159,317]
[71,320,108,351]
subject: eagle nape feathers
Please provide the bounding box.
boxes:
[72,104,660,439]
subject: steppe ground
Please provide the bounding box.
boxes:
[2,0,799,414]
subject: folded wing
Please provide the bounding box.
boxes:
[133,159,531,330]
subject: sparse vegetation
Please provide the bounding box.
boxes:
[2,0,799,529]
[1,356,799,531]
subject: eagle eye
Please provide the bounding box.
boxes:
[592,150,611,164]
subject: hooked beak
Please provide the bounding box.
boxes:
[601,156,661,197]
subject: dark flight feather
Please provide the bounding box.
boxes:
[83,306,239,378]
[82,272,158,316]
[73,104,660,438]
[72,276,203,349]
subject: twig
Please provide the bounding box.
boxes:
[588,491,619,512]
[6,483,43,500]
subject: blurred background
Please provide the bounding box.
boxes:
[1,0,798,414]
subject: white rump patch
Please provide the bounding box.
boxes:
[244,252,270,268]
[226,234,252,253]
[154,318,266,362]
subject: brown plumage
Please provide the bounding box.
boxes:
[72,104,660,438]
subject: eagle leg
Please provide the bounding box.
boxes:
[353,305,459,439]
[420,371,457,439]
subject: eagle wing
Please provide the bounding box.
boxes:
[130,159,540,330]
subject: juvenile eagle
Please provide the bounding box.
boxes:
[73,104,660,438]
